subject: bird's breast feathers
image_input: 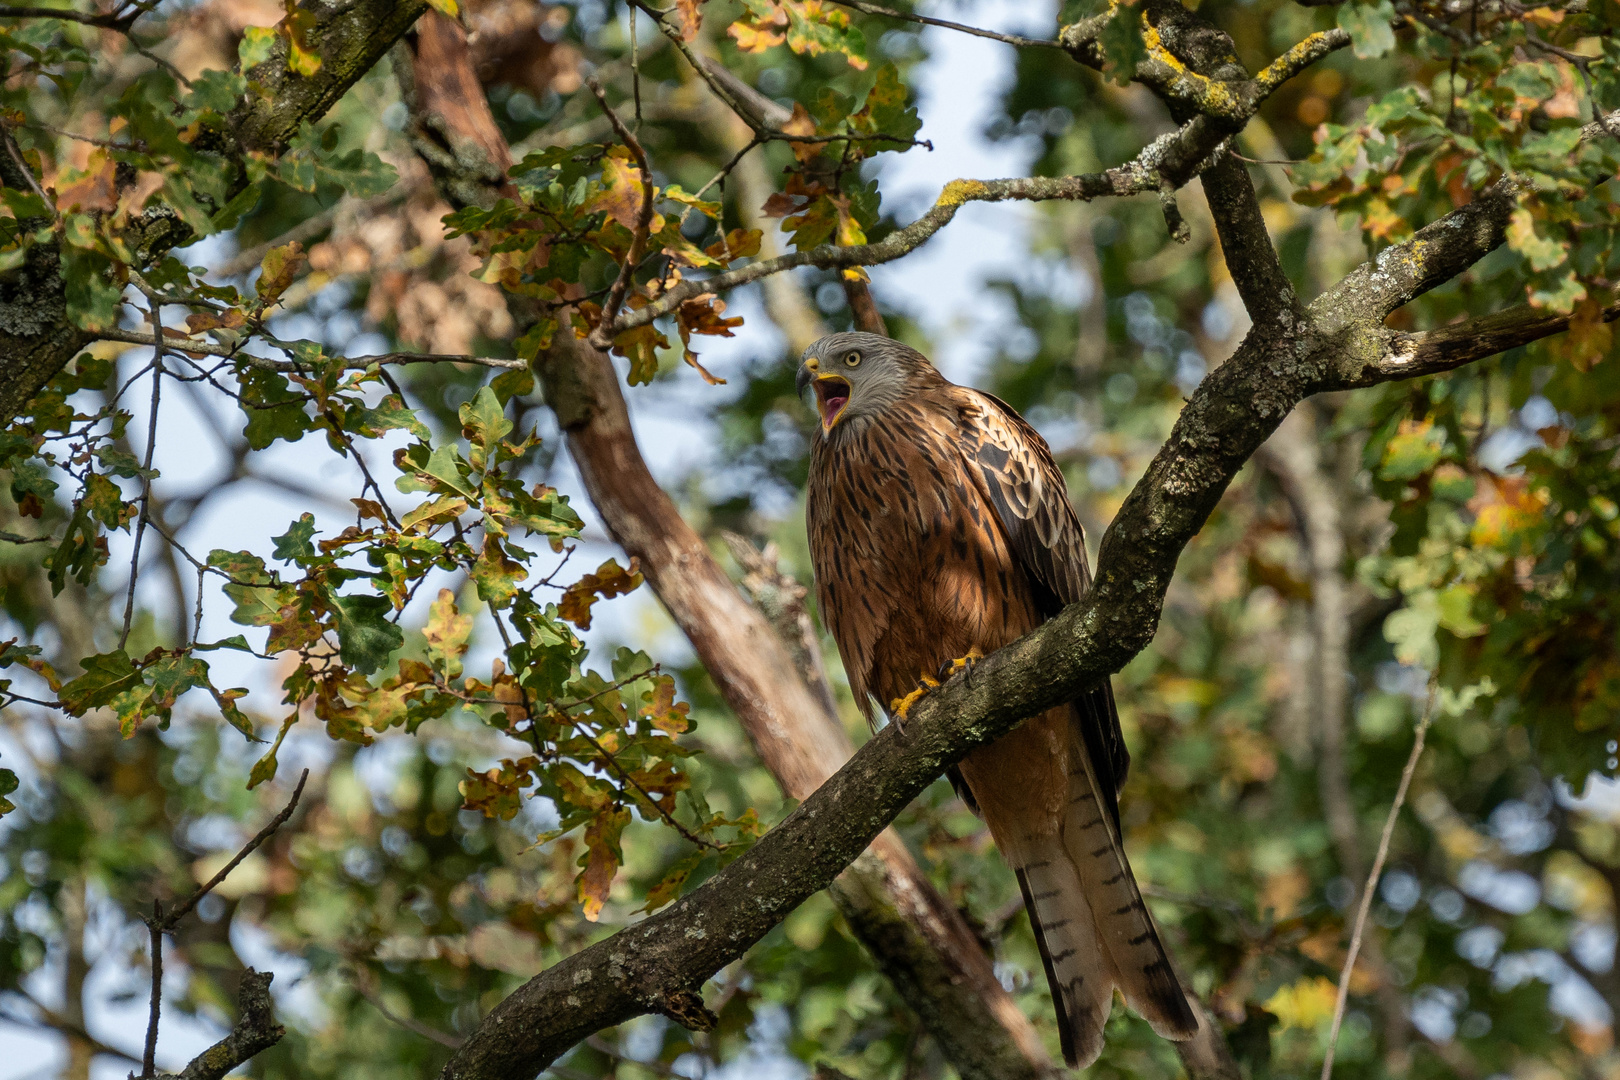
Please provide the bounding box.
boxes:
[806,386,1044,708]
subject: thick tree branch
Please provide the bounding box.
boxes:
[228,0,429,154]
[1316,179,1520,334]
[1059,2,1347,121]
[1379,292,1620,381]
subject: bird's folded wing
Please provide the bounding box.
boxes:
[956,389,1132,800]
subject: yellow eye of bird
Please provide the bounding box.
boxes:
[844,352,861,368]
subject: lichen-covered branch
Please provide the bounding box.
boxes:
[1353,291,1620,386]
[612,137,1228,333]
[228,0,430,154]
[1058,1,1347,122]
[159,970,284,1080]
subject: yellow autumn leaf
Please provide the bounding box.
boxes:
[1264,976,1338,1030]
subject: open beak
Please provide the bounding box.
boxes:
[812,374,851,431]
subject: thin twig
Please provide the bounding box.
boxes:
[1319,682,1436,1080]
[141,900,162,1078]
[628,1,642,130]
[2,128,56,222]
[824,0,1062,49]
[584,75,657,351]
[675,135,761,233]
[216,189,402,278]
[1233,151,1306,165]
[351,968,466,1048]
[137,768,311,1073]
[163,769,309,927]
[127,35,189,86]
[90,328,528,369]
[0,2,137,28]
[21,120,145,151]
[121,325,164,651]
[321,408,401,528]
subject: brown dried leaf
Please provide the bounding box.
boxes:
[672,0,704,40]
[587,149,649,232]
[558,557,644,630]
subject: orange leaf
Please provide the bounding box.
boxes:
[640,675,692,735]
[55,150,118,213]
[1566,295,1614,372]
[558,557,644,629]
[587,149,649,232]
[672,0,704,39]
[578,807,630,921]
[783,102,820,163]
[256,241,307,306]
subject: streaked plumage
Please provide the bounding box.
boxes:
[799,332,1195,1066]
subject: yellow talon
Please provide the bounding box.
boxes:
[890,650,985,727]
[889,676,938,721]
[942,647,984,679]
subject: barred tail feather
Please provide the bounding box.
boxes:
[1015,853,1114,1068]
[1061,720,1198,1042]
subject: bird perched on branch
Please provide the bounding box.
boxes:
[798,332,1197,1067]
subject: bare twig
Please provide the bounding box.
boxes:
[216,190,403,278]
[583,75,657,351]
[352,967,466,1048]
[120,321,165,651]
[2,127,56,222]
[825,0,1062,50]
[1320,683,1436,1080]
[141,900,163,1078]
[0,2,139,29]
[22,119,146,152]
[166,770,309,927]
[90,329,528,370]
[628,1,641,129]
[139,772,308,1076]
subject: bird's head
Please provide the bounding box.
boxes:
[796,332,935,435]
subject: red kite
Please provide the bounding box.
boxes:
[800,332,1196,1066]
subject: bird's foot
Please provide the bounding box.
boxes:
[888,649,985,732]
[937,647,984,684]
[888,675,940,732]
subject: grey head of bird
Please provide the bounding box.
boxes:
[795,332,938,437]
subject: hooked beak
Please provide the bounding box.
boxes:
[811,374,851,432]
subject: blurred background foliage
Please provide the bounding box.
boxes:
[0,0,1618,1079]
